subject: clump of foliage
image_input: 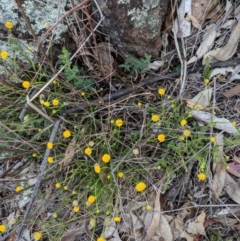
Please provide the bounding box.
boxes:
[119,54,151,73]
[58,47,94,90]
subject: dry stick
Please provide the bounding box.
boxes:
[63,57,240,117]
[16,120,61,240]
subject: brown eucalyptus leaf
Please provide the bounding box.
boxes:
[225,173,240,204]
[214,20,240,61]
[144,192,161,241]
[185,211,206,236]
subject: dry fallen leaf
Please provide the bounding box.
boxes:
[212,134,226,199]
[184,211,206,236]
[214,20,240,61]
[187,88,212,109]
[202,18,240,64]
[144,192,161,241]
[222,84,240,98]
[227,162,240,178]
[174,218,194,241]
[190,110,238,134]
[225,173,240,204]
[148,60,164,70]
[60,225,85,241]
[104,217,121,241]
[185,15,200,29]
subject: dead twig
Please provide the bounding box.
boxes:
[63,58,240,117]
[16,120,61,240]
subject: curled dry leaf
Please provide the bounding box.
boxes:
[212,134,226,199]
[225,173,240,204]
[190,110,238,134]
[188,29,216,64]
[185,15,200,29]
[184,211,206,236]
[209,20,240,61]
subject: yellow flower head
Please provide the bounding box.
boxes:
[90,218,96,228]
[135,182,146,192]
[64,186,68,190]
[43,101,50,107]
[87,195,96,204]
[102,154,111,163]
[232,121,237,127]
[72,200,79,206]
[114,216,121,222]
[97,237,105,241]
[72,190,77,195]
[137,102,142,107]
[55,183,61,189]
[81,92,85,96]
[84,147,92,156]
[52,110,57,114]
[157,134,165,143]
[32,153,37,157]
[146,205,152,210]
[94,164,101,174]
[152,114,160,122]
[115,119,123,127]
[204,78,209,84]
[132,148,139,155]
[22,81,31,89]
[118,172,124,178]
[0,224,6,233]
[44,22,50,29]
[47,157,53,164]
[63,130,71,138]
[5,21,13,29]
[73,206,80,213]
[180,119,187,127]
[198,173,206,181]
[179,136,185,141]
[33,232,42,240]
[52,79,57,84]
[210,136,216,143]
[47,142,53,149]
[89,141,95,147]
[0,50,8,59]
[15,186,22,192]
[52,99,59,106]
[183,129,191,137]
[158,88,165,96]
